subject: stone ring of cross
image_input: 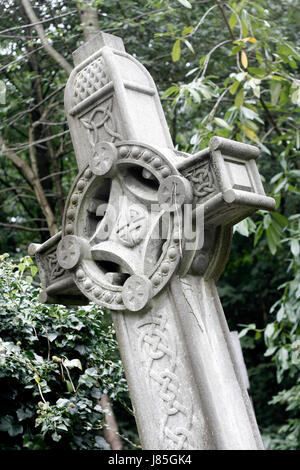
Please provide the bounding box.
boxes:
[56,141,190,311]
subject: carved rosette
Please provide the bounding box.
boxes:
[136,309,194,449]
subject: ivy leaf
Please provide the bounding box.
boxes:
[51,432,62,442]
[56,424,68,432]
[0,415,23,436]
[63,358,82,370]
[264,322,276,346]
[95,435,111,450]
[16,407,34,421]
[56,398,70,408]
[238,323,256,338]
[47,332,58,342]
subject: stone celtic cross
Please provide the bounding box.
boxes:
[29,32,275,450]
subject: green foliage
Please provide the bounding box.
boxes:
[0,254,136,450]
[262,251,300,449]
[154,0,299,449]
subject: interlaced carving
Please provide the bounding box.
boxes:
[184,160,218,203]
[80,99,122,146]
[74,57,110,104]
[136,310,194,450]
[47,252,65,282]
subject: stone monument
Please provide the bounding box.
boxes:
[29,32,275,450]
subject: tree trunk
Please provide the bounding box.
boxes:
[77,1,100,42]
[100,393,123,450]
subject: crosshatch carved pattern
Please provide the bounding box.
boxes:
[74,56,110,104]
[136,310,194,450]
[183,160,218,203]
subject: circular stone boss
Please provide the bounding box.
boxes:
[57,235,82,270]
[158,175,193,211]
[90,141,118,176]
[122,275,152,311]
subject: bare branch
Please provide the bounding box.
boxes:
[0,10,76,35]
[0,176,36,219]
[0,223,49,232]
[29,127,39,177]
[0,45,45,73]
[2,85,65,129]
[9,130,69,153]
[0,135,58,236]
[208,86,230,121]
[21,0,73,75]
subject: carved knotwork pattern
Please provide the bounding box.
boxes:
[80,99,122,146]
[136,310,194,450]
[116,205,147,248]
[46,252,65,282]
[74,57,110,104]
[184,160,218,203]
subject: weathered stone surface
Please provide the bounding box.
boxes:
[29,31,276,449]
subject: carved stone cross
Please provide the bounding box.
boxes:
[29,32,275,450]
